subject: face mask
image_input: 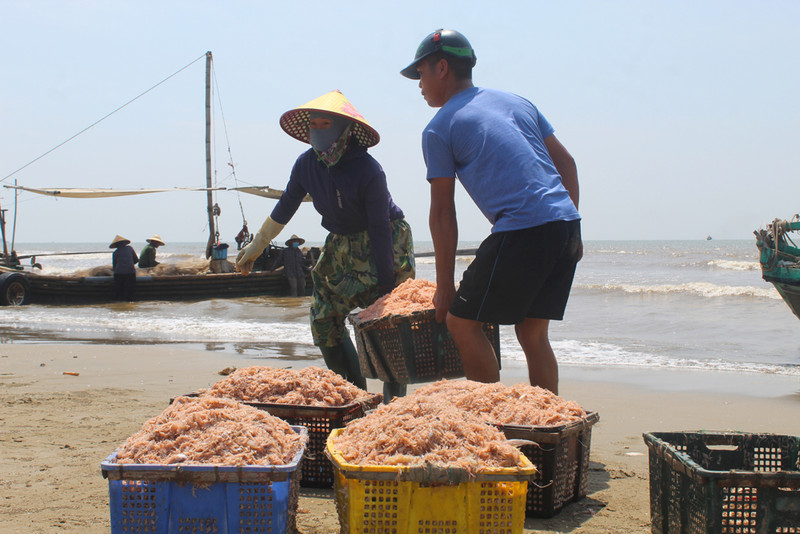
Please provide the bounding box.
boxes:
[292,242,299,248]
[308,112,350,152]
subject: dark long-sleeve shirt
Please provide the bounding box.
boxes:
[270,145,404,287]
[271,247,309,279]
[112,245,139,275]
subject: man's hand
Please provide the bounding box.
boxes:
[432,283,456,323]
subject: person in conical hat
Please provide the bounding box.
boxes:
[138,234,166,269]
[109,235,131,248]
[270,235,310,297]
[110,235,138,301]
[236,90,415,402]
[285,234,305,247]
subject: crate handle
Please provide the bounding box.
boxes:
[705,444,740,452]
[507,439,541,449]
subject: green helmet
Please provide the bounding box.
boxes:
[400,29,477,80]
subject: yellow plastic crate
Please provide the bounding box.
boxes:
[326,428,536,534]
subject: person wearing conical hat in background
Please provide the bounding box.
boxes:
[270,234,311,297]
[110,235,138,301]
[138,234,165,269]
[236,90,415,402]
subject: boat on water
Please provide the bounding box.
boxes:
[754,215,800,319]
[0,52,312,306]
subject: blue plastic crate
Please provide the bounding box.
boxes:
[101,426,305,534]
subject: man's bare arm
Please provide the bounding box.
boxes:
[544,134,579,209]
[429,177,458,322]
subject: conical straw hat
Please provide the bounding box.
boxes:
[285,234,305,246]
[109,235,130,248]
[280,90,380,148]
[146,234,165,246]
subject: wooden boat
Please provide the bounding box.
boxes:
[22,269,301,304]
[754,216,800,319]
[0,52,312,306]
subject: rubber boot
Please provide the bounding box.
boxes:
[319,336,367,390]
[339,334,367,390]
[318,344,349,379]
[382,381,407,404]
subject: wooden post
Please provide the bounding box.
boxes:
[0,202,9,264]
[204,51,215,259]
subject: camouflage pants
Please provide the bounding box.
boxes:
[311,219,415,347]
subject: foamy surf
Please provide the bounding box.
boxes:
[500,337,800,377]
[577,282,780,299]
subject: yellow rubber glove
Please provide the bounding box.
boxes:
[236,216,285,275]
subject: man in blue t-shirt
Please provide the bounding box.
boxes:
[401,29,582,394]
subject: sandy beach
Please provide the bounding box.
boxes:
[1,343,798,533]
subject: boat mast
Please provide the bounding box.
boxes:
[204,51,215,259]
[0,201,8,264]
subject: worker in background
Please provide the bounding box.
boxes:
[138,235,165,269]
[271,234,311,297]
[110,235,138,301]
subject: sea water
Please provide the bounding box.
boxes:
[1,240,798,396]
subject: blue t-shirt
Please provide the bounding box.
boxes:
[422,87,579,233]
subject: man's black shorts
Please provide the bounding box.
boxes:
[450,220,581,324]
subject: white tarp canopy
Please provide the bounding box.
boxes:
[230,186,311,202]
[4,185,222,198]
[4,184,311,201]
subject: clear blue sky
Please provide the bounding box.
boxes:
[2,1,799,245]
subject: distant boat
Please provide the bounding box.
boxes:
[754,216,800,319]
[0,52,313,306]
[706,235,712,240]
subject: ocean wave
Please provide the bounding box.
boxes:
[501,338,800,376]
[577,282,781,299]
[706,259,760,271]
[0,308,313,344]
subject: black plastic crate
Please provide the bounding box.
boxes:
[499,412,599,518]
[177,393,382,488]
[348,309,500,384]
[643,431,800,533]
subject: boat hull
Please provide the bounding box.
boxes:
[24,271,310,304]
[765,277,800,320]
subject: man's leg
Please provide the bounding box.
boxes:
[515,317,558,393]
[446,312,499,382]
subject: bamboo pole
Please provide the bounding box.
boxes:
[204,51,215,259]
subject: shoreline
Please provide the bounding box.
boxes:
[5,335,798,399]
[1,343,798,533]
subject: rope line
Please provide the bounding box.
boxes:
[1,53,207,184]
[211,62,248,227]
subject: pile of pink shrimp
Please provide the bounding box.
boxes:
[357,278,437,322]
[331,395,523,473]
[414,379,587,426]
[203,366,371,407]
[114,395,305,466]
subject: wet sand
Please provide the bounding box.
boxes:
[1,343,798,533]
